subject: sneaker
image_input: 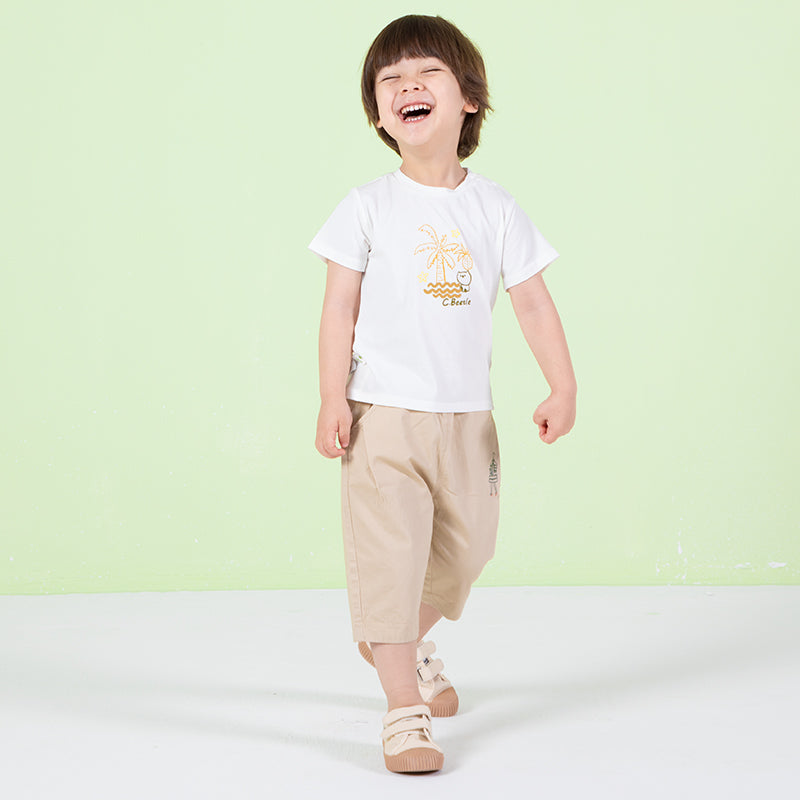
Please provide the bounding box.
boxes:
[358,640,459,717]
[381,704,444,773]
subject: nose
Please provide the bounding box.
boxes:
[402,78,422,92]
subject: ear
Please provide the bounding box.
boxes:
[463,99,479,114]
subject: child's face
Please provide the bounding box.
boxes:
[374,57,478,159]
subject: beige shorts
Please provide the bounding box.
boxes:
[341,401,501,643]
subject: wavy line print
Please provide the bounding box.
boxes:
[424,282,463,299]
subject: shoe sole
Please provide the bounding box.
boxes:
[384,747,444,774]
[358,642,459,718]
[427,686,458,717]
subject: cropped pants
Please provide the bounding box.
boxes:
[341,401,501,643]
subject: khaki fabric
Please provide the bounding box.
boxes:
[341,401,501,643]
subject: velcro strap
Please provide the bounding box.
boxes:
[417,657,444,682]
[381,716,432,742]
[416,640,436,661]
[382,704,431,728]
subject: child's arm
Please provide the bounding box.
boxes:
[507,272,577,444]
[315,260,363,458]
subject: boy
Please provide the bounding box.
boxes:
[310,15,576,774]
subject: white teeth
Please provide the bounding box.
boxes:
[400,103,432,119]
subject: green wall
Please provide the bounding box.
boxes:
[2,1,797,593]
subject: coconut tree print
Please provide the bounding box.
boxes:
[414,225,464,283]
[414,224,466,285]
[455,246,472,272]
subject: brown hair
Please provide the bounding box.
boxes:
[361,15,492,160]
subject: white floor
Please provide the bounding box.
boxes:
[1,587,798,799]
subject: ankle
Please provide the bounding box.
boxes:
[387,690,424,712]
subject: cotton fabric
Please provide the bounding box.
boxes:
[309,169,559,413]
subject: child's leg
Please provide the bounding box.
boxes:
[418,602,443,641]
[371,594,446,713]
[370,641,423,710]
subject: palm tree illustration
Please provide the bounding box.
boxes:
[414,225,464,284]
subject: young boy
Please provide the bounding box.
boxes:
[310,15,576,774]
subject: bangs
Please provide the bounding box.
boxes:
[368,16,462,77]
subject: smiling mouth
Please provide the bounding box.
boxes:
[400,104,432,122]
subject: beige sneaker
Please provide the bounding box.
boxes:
[358,640,459,717]
[381,704,444,773]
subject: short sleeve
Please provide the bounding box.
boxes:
[500,199,560,291]
[308,188,371,272]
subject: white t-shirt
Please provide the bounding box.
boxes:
[309,168,559,412]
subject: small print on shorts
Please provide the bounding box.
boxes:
[488,452,499,496]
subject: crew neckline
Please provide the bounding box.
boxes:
[393,167,475,193]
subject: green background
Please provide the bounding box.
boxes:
[2,1,797,594]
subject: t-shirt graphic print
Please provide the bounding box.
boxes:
[415,224,474,305]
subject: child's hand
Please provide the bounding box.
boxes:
[533,391,576,444]
[315,399,353,458]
